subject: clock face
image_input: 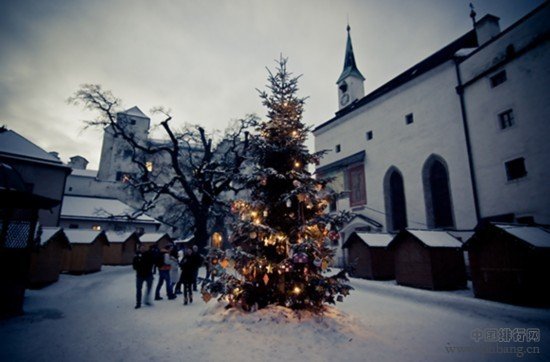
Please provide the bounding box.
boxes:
[340,93,350,106]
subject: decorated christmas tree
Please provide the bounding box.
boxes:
[202,57,352,313]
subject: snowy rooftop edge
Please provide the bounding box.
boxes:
[105,231,136,243]
[61,195,157,222]
[495,224,550,248]
[139,233,169,242]
[354,232,394,247]
[64,229,105,244]
[408,229,463,248]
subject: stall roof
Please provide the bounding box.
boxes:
[494,224,550,248]
[139,232,169,243]
[64,229,107,244]
[343,232,393,248]
[38,227,64,246]
[105,231,136,243]
[407,229,463,248]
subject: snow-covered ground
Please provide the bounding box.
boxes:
[1,266,549,362]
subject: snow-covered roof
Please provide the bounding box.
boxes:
[349,232,393,247]
[61,196,157,223]
[0,129,63,165]
[38,227,63,246]
[64,229,106,244]
[105,231,136,243]
[121,106,148,119]
[70,169,98,178]
[174,235,194,244]
[454,48,477,57]
[139,233,169,243]
[408,229,463,248]
[447,230,475,243]
[494,224,550,248]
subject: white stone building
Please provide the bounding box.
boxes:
[314,4,550,265]
[457,5,550,225]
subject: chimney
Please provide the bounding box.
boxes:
[475,14,501,46]
[68,155,89,170]
[49,151,60,160]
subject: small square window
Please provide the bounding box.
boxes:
[335,144,341,153]
[366,131,373,141]
[130,119,136,125]
[490,70,507,88]
[405,113,414,125]
[498,109,514,129]
[505,157,527,181]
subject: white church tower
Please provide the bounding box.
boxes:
[336,25,365,110]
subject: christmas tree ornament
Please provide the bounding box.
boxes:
[313,258,322,267]
[292,252,308,264]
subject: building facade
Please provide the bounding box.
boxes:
[314,4,550,252]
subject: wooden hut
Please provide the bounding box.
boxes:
[389,229,466,290]
[464,222,550,305]
[62,230,109,274]
[103,231,139,265]
[138,232,172,250]
[29,227,70,287]
[342,232,394,280]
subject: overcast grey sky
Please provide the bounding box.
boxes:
[0,0,544,169]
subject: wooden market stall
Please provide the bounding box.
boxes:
[343,232,394,280]
[389,229,466,290]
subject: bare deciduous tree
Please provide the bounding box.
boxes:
[69,84,257,250]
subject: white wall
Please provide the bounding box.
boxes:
[460,4,550,224]
[315,61,478,235]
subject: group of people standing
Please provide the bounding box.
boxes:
[132,243,203,309]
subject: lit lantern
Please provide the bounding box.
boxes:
[293,286,301,295]
[211,232,223,248]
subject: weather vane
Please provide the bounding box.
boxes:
[469,2,477,27]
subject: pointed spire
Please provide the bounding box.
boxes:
[337,24,365,84]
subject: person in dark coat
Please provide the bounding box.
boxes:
[179,248,195,305]
[132,244,155,309]
[190,245,204,291]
